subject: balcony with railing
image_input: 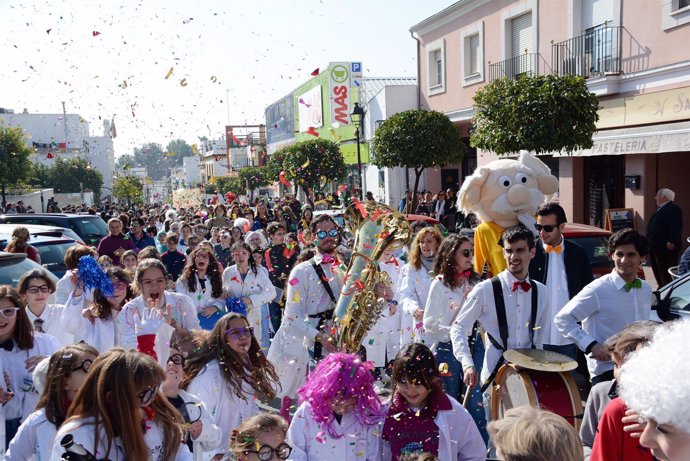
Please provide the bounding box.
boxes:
[552,25,622,78]
[489,53,541,81]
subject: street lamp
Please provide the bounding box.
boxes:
[350,102,366,200]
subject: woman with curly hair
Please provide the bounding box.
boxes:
[176,247,225,330]
[50,348,190,460]
[182,313,280,460]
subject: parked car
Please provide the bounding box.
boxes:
[0,223,84,244]
[0,213,107,246]
[654,271,690,321]
[0,234,78,277]
[0,251,60,286]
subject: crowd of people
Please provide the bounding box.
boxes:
[1,192,689,461]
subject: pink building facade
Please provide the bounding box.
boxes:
[411,0,690,245]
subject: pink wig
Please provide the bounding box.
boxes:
[297,353,384,438]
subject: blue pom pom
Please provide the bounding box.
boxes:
[77,256,114,297]
[225,297,247,317]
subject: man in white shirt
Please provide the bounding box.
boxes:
[451,226,548,405]
[529,203,593,360]
[555,228,653,385]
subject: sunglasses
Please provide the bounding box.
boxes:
[27,285,51,294]
[138,383,160,405]
[225,326,254,340]
[534,223,557,232]
[315,229,339,239]
[71,358,93,374]
[0,307,19,318]
[167,353,185,366]
[460,249,474,257]
[246,443,292,461]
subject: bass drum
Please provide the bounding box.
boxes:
[490,363,583,430]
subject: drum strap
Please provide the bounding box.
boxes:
[481,277,538,393]
[310,261,337,360]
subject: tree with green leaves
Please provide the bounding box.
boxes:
[272,139,346,195]
[112,175,143,206]
[0,124,32,207]
[115,154,135,171]
[133,143,168,180]
[49,158,104,201]
[238,166,272,200]
[214,176,244,197]
[372,109,464,212]
[166,139,193,167]
[471,74,599,155]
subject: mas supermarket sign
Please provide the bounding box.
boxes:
[328,62,361,127]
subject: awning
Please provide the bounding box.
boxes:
[559,120,690,157]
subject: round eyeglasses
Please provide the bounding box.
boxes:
[246,443,292,461]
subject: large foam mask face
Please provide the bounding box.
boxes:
[479,164,543,223]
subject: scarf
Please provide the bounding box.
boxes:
[382,390,452,460]
[420,255,435,274]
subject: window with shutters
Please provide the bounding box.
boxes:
[427,39,445,95]
[461,22,484,87]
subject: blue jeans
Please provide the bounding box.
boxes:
[470,331,489,444]
[435,341,463,401]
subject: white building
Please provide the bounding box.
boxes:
[182,156,202,188]
[360,77,419,208]
[0,110,116,194]
[199,138,230,183]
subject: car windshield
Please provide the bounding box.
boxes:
[666,277,690,312]
[570,235,613,269]
[0,256,49,286]
[36,241,76,275]
[70,218,108,245]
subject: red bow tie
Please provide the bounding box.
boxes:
[512,280,531,292]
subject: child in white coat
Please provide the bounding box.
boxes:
[182,313,280,460]
[230,413,291,461]
[50,348,192,460]
[286,353,385,461]
[382,343,486,461]
[6,343,98,460]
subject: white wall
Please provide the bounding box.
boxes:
[182,156,202,187]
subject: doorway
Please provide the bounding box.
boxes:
[583,155,624,228]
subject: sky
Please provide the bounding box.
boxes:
[0,0,456,157]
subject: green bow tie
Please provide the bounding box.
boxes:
[624,279,642,292]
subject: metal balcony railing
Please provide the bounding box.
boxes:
[552,25,622,78]
[489,53,541,81]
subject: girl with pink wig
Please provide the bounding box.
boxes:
[285,353,385,460]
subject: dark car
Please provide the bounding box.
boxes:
[0,213,107,246]
[0,234,78,277]
[0,251,60,286]
[653,271,690,321]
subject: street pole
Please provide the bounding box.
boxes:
[355,126,363,201]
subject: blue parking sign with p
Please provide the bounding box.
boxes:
[352,62,362,73]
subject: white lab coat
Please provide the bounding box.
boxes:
[381,395,486,461]
[362,259,402,367]
[60,294,121,353]
[423,276,473,349]
[24,302,74,346]
[286,402,383,461]
[120,292,200,365]
[267,254,344,398]
[0,333,60,424]
[175,389,222,461]
[222,265,276,344]
[50,416,193,461]
[185,360,260,460]
[175,275,224,314]
[398,263,433,347]
[5,408,56,461]
[54,272,93,306]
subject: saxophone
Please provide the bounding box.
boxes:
[334,201,411,353]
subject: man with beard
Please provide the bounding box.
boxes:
[268,214,391,421]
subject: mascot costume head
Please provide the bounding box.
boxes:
[458,152,558,277]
